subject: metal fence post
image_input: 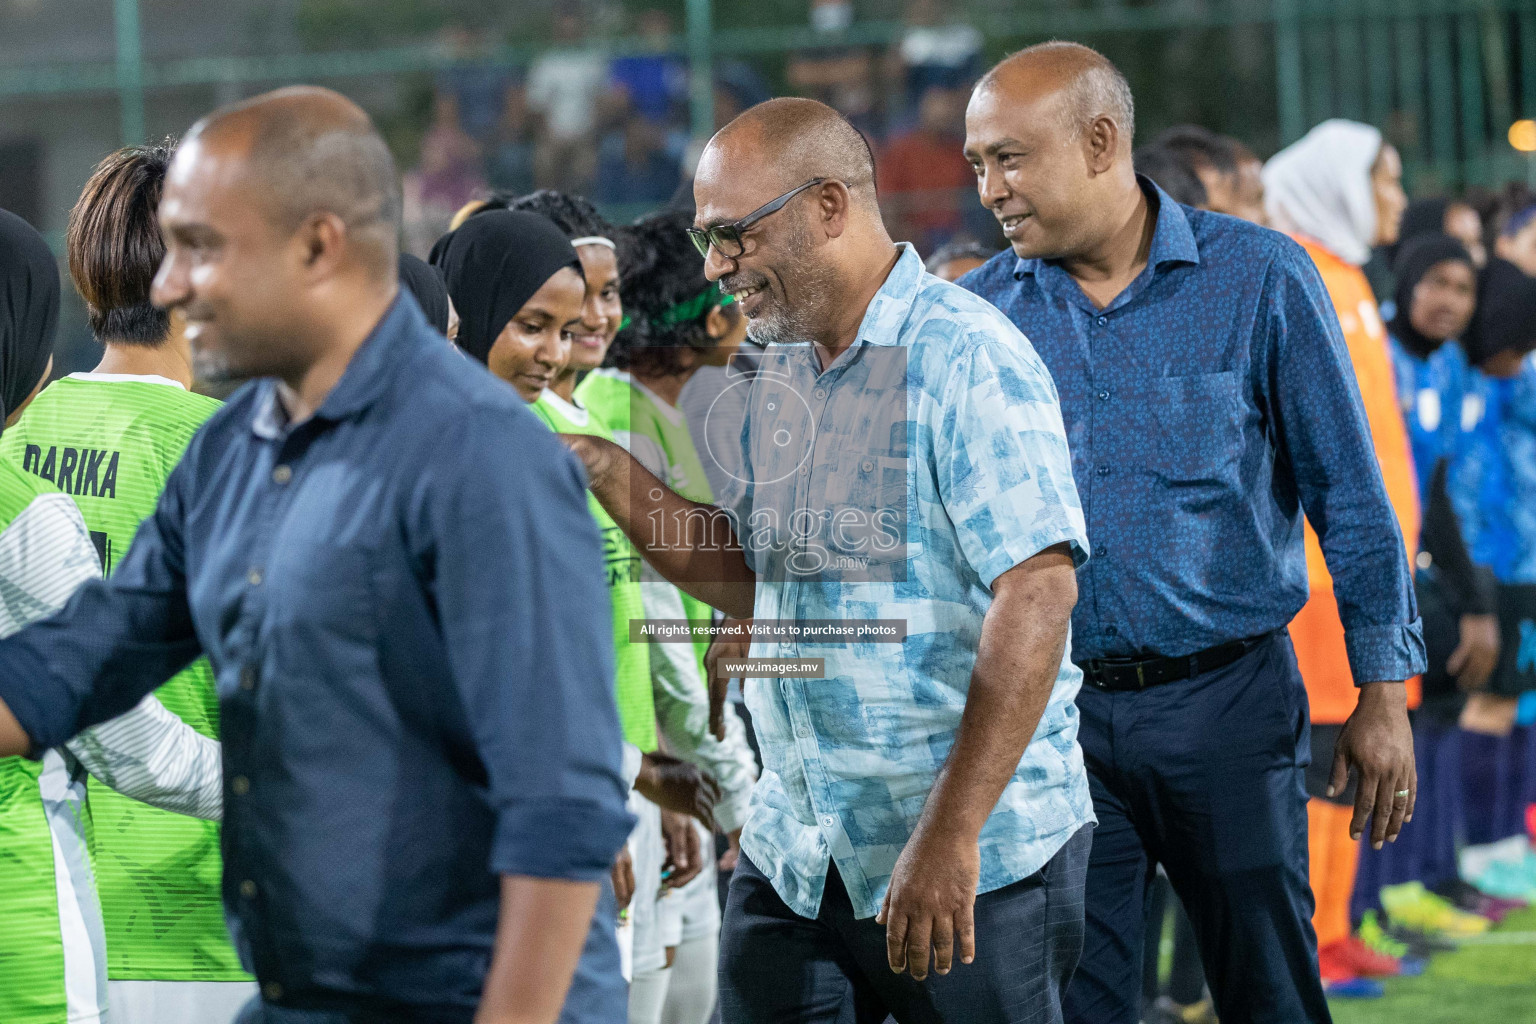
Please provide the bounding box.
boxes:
[687,0,715,144]
[1274,0,1306,144]
[114,0,146,146]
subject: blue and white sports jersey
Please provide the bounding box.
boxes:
[1449,354,1536,584]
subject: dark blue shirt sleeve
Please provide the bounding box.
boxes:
[423,407,634,881]
[1258,245,1426,682]
[0,456,203,752]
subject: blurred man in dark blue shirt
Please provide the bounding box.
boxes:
[961,44,1424,1024]
[0,87,633,1024]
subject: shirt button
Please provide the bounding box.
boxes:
[247,568,263,587]
[272,464,292,485]
[1097,316,1108,326]
[263,982,284,1001]
[231,776,250,796]
[860,459,874,473]
[239,879,258,899]
[1416,551,1432,569]
[239,666,257,691]
[1106,625,1119,636]
[814,388,827,401]
[821,815,836,828]
[1096,465,1110,476]
[799,465,809,476]
[1098,545,1110,557]
[1097,390,1111,401]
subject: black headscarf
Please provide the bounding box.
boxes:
[0,210,60,427]
[398,253,450,336]
[429,210,581,364]
[1388,232,1474,359]
[1387,197,1451,266]
[1464,257,1536,368]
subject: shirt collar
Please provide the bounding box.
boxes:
[1011,175,1201,285]
[251,291,424,440]
[856,242,924,347]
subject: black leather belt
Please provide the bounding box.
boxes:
[1079,631,1278,692]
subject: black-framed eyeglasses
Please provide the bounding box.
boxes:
[686,178,827,259]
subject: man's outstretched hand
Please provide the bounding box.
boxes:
[704,619,752,741]
[876,829,979,981]
[1331,680,1416,849]
[636,751,720,831]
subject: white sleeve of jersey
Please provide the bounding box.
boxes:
[0,491,102,638]
[67,695,224,821]
[0,490,223,821]
[640,579,758,834]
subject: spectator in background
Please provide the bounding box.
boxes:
[786,0,882,138]
[610,9,689,128]
[415,88,484,212]
[894,0,983,113]
[879,84,973,252]
[402,88,485,254]
[925,239,997,282]
[1394,197,1489,269]
[435,23,511,143]
[1154,125,1267,225]
[1493,200,1536,277]
[595,115,682,206]
[1133,143,1207,207]
[485,82,538,195]
[528,3,612,191]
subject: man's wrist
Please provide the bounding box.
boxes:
[1356,680,1408,709]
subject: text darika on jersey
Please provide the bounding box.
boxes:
[20,445,121,498]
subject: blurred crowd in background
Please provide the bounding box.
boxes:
[402,0,996,253]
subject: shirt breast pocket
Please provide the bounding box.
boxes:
[1144,371,1248,485]
[822,452,915,571]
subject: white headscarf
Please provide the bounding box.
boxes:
[1262,119,1383,266]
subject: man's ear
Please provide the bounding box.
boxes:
[820,181,854,240]
[705,304,732,340]
[298,211,349,276]
[1084,115,1120,176]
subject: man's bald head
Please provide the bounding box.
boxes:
[978,41,1134,150]
[187,86,400,270]
[705,98,879,211]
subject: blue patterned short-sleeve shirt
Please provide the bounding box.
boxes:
[721,244,1093,920]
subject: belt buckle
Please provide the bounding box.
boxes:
[1135,664,1145,689]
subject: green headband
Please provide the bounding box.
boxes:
[652,283,737,327]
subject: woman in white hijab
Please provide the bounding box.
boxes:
[1263,118,1407,266]
[1262,120,1426,997]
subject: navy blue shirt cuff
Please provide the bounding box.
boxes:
[0,637,73,756]
[1344,619,1428,685]
[491,798,637,881]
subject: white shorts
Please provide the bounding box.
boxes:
[107,979,259,1024]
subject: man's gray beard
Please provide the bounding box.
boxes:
[745,261,838,347]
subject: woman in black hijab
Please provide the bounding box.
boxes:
[1389,233,1477,360]
[430,210,585,401]
[0,210,61,428]
[397,253,450,336]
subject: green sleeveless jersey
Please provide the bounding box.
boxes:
[532,391,657,753]
[0,373,247,981]
[0,462,109,1023]
[575,370,718,669]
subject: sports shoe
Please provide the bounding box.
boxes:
[1467,858,1536,902]
[1357,911,1409,959]
[1380,881,1491,937]
[1319,938,1400,979]
[1324,977,1385,999]
[1434,877,1521,921]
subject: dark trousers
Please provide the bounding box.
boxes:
[1064,633,1332,1024]
[720,824,1092,1024]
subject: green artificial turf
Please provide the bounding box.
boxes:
[1327,907,1536,1024]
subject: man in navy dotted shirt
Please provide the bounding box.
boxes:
[960,43,1425,1024]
